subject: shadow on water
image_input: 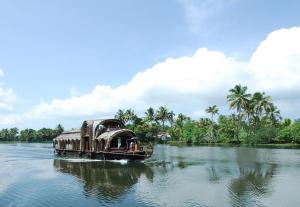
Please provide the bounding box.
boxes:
[53,159,154,200]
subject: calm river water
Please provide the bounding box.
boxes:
[0,143,300,207]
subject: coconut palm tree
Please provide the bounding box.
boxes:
[205,105,219,143]
[266,103,281,132]
[177,113,188,123]
[227,84,251,142]
[145,107,155,124]
[206,105,219,122]
[115,109,126,124]
[124,109,137,125]
[156,106,169,131]
[251,92,272,130]
[241,100,255,142]
[168,111,175,127]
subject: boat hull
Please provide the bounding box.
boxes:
[55,149,150,161]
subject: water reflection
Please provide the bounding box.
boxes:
[2,144,300,207]
[53,159,154,199]
[228,148,277,206]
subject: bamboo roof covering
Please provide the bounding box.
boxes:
[54,131,81,141]
[95,129,135,141]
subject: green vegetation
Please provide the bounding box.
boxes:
[1,84,300,146]
[0,124,64,142]
[115,84,300,146]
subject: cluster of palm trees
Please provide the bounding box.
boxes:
[115,106,175,131]
[227,84,281,142]
[205,84,281,143]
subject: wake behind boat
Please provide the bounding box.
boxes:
[53,119,153,161]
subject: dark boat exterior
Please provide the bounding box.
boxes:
[53,119,153,161]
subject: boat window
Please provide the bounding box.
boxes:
[110,134,132,149]
[95,124,105,137]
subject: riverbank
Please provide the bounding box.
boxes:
[167,141,300,149]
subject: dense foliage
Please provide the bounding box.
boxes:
[114,85,300,145]
[0,124,64,142]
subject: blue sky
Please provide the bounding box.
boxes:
[1,0,300,128]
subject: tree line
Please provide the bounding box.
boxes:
[0,124,64,142]
[115,84,300,145]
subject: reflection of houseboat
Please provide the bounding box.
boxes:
[53,119,153,160]
[53,159,154,199]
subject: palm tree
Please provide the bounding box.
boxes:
[168,111,175,127]
[251,92,271,118]
[205,105,219,122]
[145,107,155,124]
[241,100,255,142]
[282,118,291,127]
[227,84,251,142]
[205,105,219,143]
[124,109,137,125]
[266,103,281,140]
[156,106,169,131]
[251,92,272,130]
[177,113,188,123]
[115,109,126,124]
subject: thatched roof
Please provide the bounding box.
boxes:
[53,119,126,142]
[95,129,135,141]
[82,119,124,128]
[81,118,125,139]
[54,131,81,141]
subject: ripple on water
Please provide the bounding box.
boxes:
[1,144,300,207]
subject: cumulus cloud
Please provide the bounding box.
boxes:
[0,69,16,114]
[0,69,4,77]
[1,26,300,127]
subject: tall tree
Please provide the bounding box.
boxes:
[177,113,188,123]
[145,107,155,124]
[251,92,272,129]
[115,109,126,124]
[124,109,137,125]
[168,110,175,127]
[205,105,219,143]
[206,105,219,122]
[156,106,169,131]
[227,84,251,142]
[266,103,281,139]
[56,124,64,135]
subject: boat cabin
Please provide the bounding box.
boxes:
[53,119,148,160]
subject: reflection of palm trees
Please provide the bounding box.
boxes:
[53,160,154,199]
[205,147,278,206]
[229,164,276,195]
[228,163,276,207]
[228,148,277,207]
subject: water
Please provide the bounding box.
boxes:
[0,143,300,207]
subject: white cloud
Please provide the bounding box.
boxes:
[1,26,300,127]
[0,69,16,114]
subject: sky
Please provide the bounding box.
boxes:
[1,0,300,129]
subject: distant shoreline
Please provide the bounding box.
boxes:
[0,141,52,144]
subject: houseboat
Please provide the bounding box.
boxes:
[53,119,153,161]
